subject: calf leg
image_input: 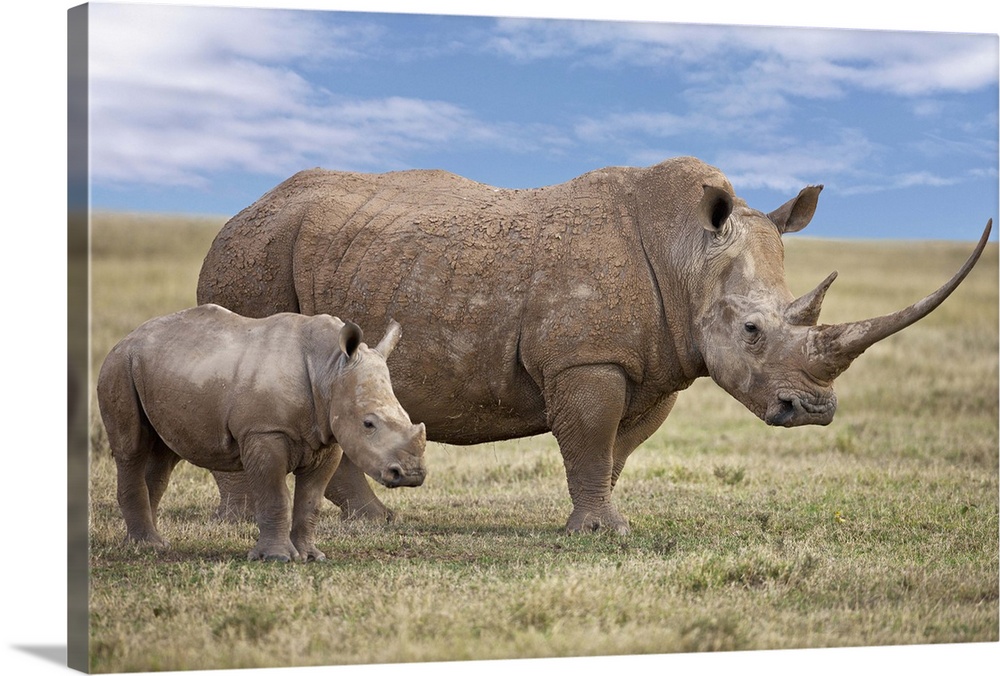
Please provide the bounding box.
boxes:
[545,364,629,534]
[290,446,341,561]
[212,453,394,524]
[113,447,169,550]
[242,433,298,562]
[99,365,169,550]
[146,438,183,527]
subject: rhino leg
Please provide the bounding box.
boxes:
[610,392,678,489]
[290,446,341,562]
[323,453,395,523]
[211,470,256,522]
[145,438,183,529]
[546,364,630,534]
[113,447,170,550]
[100,362,170,550]
[212,453,394,524]
[243,433,299,562]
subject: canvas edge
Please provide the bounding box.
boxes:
[68,3,91,673]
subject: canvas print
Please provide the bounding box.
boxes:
[68,2,999,673]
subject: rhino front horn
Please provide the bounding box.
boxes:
[808,219,993,381]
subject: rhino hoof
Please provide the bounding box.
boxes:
[248,553,292,563]
[565,506,630,535]
[303,551,327,563]
[124,533,171,552]
[340,504,395,524]
[248,544,299,563]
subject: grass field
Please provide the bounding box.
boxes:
[85,211,998,673]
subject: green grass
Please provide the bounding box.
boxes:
[86,212,998,672]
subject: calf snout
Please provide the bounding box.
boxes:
[379,462,426,488]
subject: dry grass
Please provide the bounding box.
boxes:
[85,212,998,673]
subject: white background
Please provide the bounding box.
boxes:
[1,1,997,675]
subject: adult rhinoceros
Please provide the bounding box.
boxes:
[196,156,992,533]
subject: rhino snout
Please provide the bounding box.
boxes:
[765,391,837,427]
[379,462,426,488]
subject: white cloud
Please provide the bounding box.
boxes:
[531,21,995,196]
[487,20,997,97]
[87,4,995,197]
[717,129,880,193]
[893,171,962,188]
[89,4,511,187]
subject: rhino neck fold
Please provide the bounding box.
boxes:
[305,350,338,448]
[635,227,709,387]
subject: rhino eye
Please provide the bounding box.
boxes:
[363,418,376,430]
[743,321,762,344]
[744,322,759,334]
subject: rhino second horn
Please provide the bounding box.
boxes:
[808,219,993,382]
[786,271,838,326]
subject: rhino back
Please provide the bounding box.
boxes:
[197,170,334,316]
[281,167,668,441]
[121,306,334,467]
[197,164,699,444]
[278,169,542,440]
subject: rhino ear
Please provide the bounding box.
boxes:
[768,185,823,234]
[699,184,734,233]
[339,321,363,360]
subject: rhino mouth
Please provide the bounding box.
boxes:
[765,392,837,427]
[377,463,427,488]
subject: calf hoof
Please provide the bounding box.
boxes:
[248,542,300,563]
[294,545,328,562]
[124,532,170,552]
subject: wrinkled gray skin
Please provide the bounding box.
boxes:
[197,156,992,534]
[97,305,427,560]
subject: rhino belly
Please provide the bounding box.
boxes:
[399,387,549,446]
[127,343,246,471]
[137,384,244,471]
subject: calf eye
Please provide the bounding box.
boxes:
[363,419,376,430]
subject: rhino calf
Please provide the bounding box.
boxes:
[97,304,427,561]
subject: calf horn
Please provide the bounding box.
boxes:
[807,219,992,382]
[375,319,403,358]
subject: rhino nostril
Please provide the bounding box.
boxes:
[768,397,797,427]
[383,464,403,486]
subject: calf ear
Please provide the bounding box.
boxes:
[768,185,823,234]
[339,321,364,360]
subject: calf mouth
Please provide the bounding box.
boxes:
[765,392,837,427]
[378,464,427,488]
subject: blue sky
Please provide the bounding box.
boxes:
[85,1,999,241]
